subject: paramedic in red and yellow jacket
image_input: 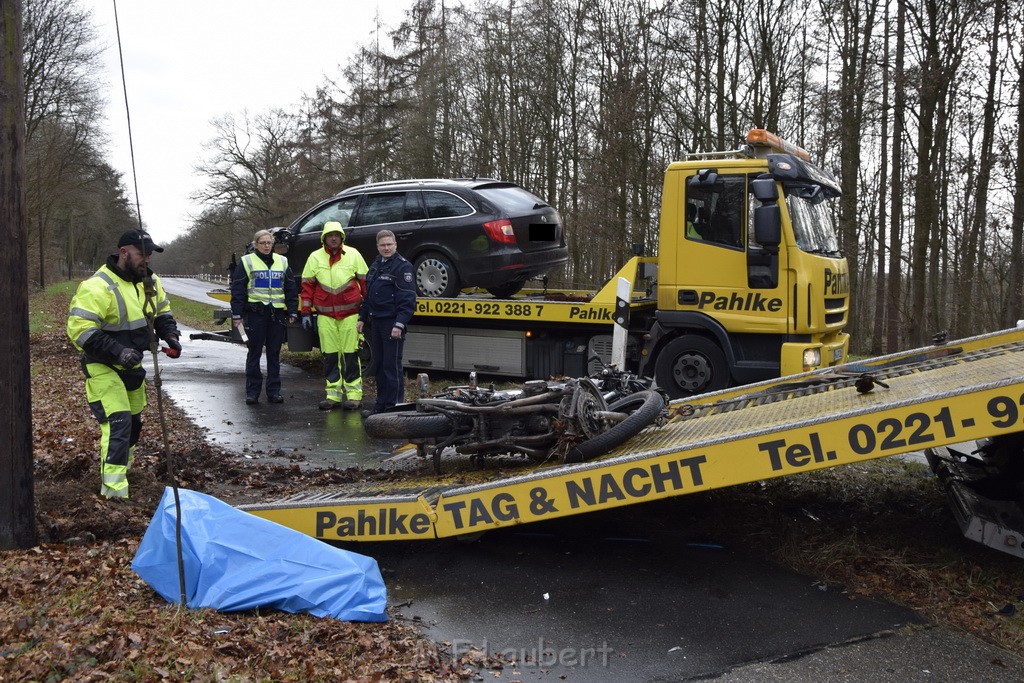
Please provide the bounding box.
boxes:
[300,221,368,410]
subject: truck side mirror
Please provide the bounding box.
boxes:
[751,177,779,202]
[754,204,782,251]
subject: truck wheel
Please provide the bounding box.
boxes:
[358,334,376,375]
[564,390,665,463]
[654,335,729,399]
[363,411,453,439]
[414,252,461,298]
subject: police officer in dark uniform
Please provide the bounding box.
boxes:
[356,229,417,416]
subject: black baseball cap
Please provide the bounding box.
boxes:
[117,230,164,253]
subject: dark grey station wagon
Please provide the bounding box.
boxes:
[278,178,568,298]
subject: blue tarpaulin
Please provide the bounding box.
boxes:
[132,487,387,621]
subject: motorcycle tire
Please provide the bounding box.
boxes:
[363,411,453,439]
[563,390,665,464]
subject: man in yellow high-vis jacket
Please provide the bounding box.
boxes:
[67,230,182,499]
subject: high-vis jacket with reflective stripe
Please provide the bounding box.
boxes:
[301,245,368,320]
[67,256,178,367]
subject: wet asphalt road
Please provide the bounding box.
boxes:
[160,278,1024,681]
[158,336,395,468]
[160,277,396,466]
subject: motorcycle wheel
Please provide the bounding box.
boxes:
[563,390,665,464]
[363,411,453,439]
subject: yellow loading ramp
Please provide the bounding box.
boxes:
[242,328,1024,543]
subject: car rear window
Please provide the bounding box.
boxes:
[475,186,547,212]
[424,190,474,219]
[353,192,425,226]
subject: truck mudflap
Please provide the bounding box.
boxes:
[925,437,1024,559]
[242,326,1024,549]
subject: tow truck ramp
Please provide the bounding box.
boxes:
[242,327,1024,557]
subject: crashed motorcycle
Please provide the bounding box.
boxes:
[363,364,667,473]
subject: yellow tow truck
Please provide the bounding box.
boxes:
[204,132,1024,558]
[389,129,850,400]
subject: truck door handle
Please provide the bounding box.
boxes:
[678,290,699,305]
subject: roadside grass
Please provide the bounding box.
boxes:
[167,293,222,332]
[28,279,78,338]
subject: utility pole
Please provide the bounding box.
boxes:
[1,0,38,550]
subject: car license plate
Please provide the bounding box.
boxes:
[833,347,844,362]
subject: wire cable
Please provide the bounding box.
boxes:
[111,0,186,608]
[111,0,142,230]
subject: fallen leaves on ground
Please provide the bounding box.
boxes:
[4,318,500,681]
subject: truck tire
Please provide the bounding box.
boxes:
[358,333,376,375]
[414,252,461,298]
[564,390,664,463]
[363,411,453,439]
[654,335,729,399]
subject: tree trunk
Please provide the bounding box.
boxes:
[870,0,891,356]
[1,0,37,550]
[885,0,906,353]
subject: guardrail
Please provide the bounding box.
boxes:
[166,274,230,284]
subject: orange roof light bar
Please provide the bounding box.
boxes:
[746,129,811,162]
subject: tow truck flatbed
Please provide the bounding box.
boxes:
[242,328,1024,553]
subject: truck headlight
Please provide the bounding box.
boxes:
[803,348,821,368]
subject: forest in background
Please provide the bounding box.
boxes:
[22,0,1024,354]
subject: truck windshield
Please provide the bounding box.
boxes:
[786,192,840,255]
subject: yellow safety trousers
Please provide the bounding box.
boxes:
[85,362,146,498]
[317,315,362,402]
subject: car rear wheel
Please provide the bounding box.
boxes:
[486,282,525,299]
[414,252,461,297]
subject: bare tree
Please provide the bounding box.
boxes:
[1002,8,1024,327]
[906,0,985,345]
[21,0,98,141]
[166,0,1024,352]
[954,1,1004,335]
[193,109,306,234]
[820,0,882,342]
[21,0,115,287]
[868,0,891,355]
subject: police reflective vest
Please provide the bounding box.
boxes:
[241,252,289,309]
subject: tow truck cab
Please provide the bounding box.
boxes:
[642,129,850,396]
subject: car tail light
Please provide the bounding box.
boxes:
[483,219,517,244]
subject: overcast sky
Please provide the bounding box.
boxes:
[85,0,408,244]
